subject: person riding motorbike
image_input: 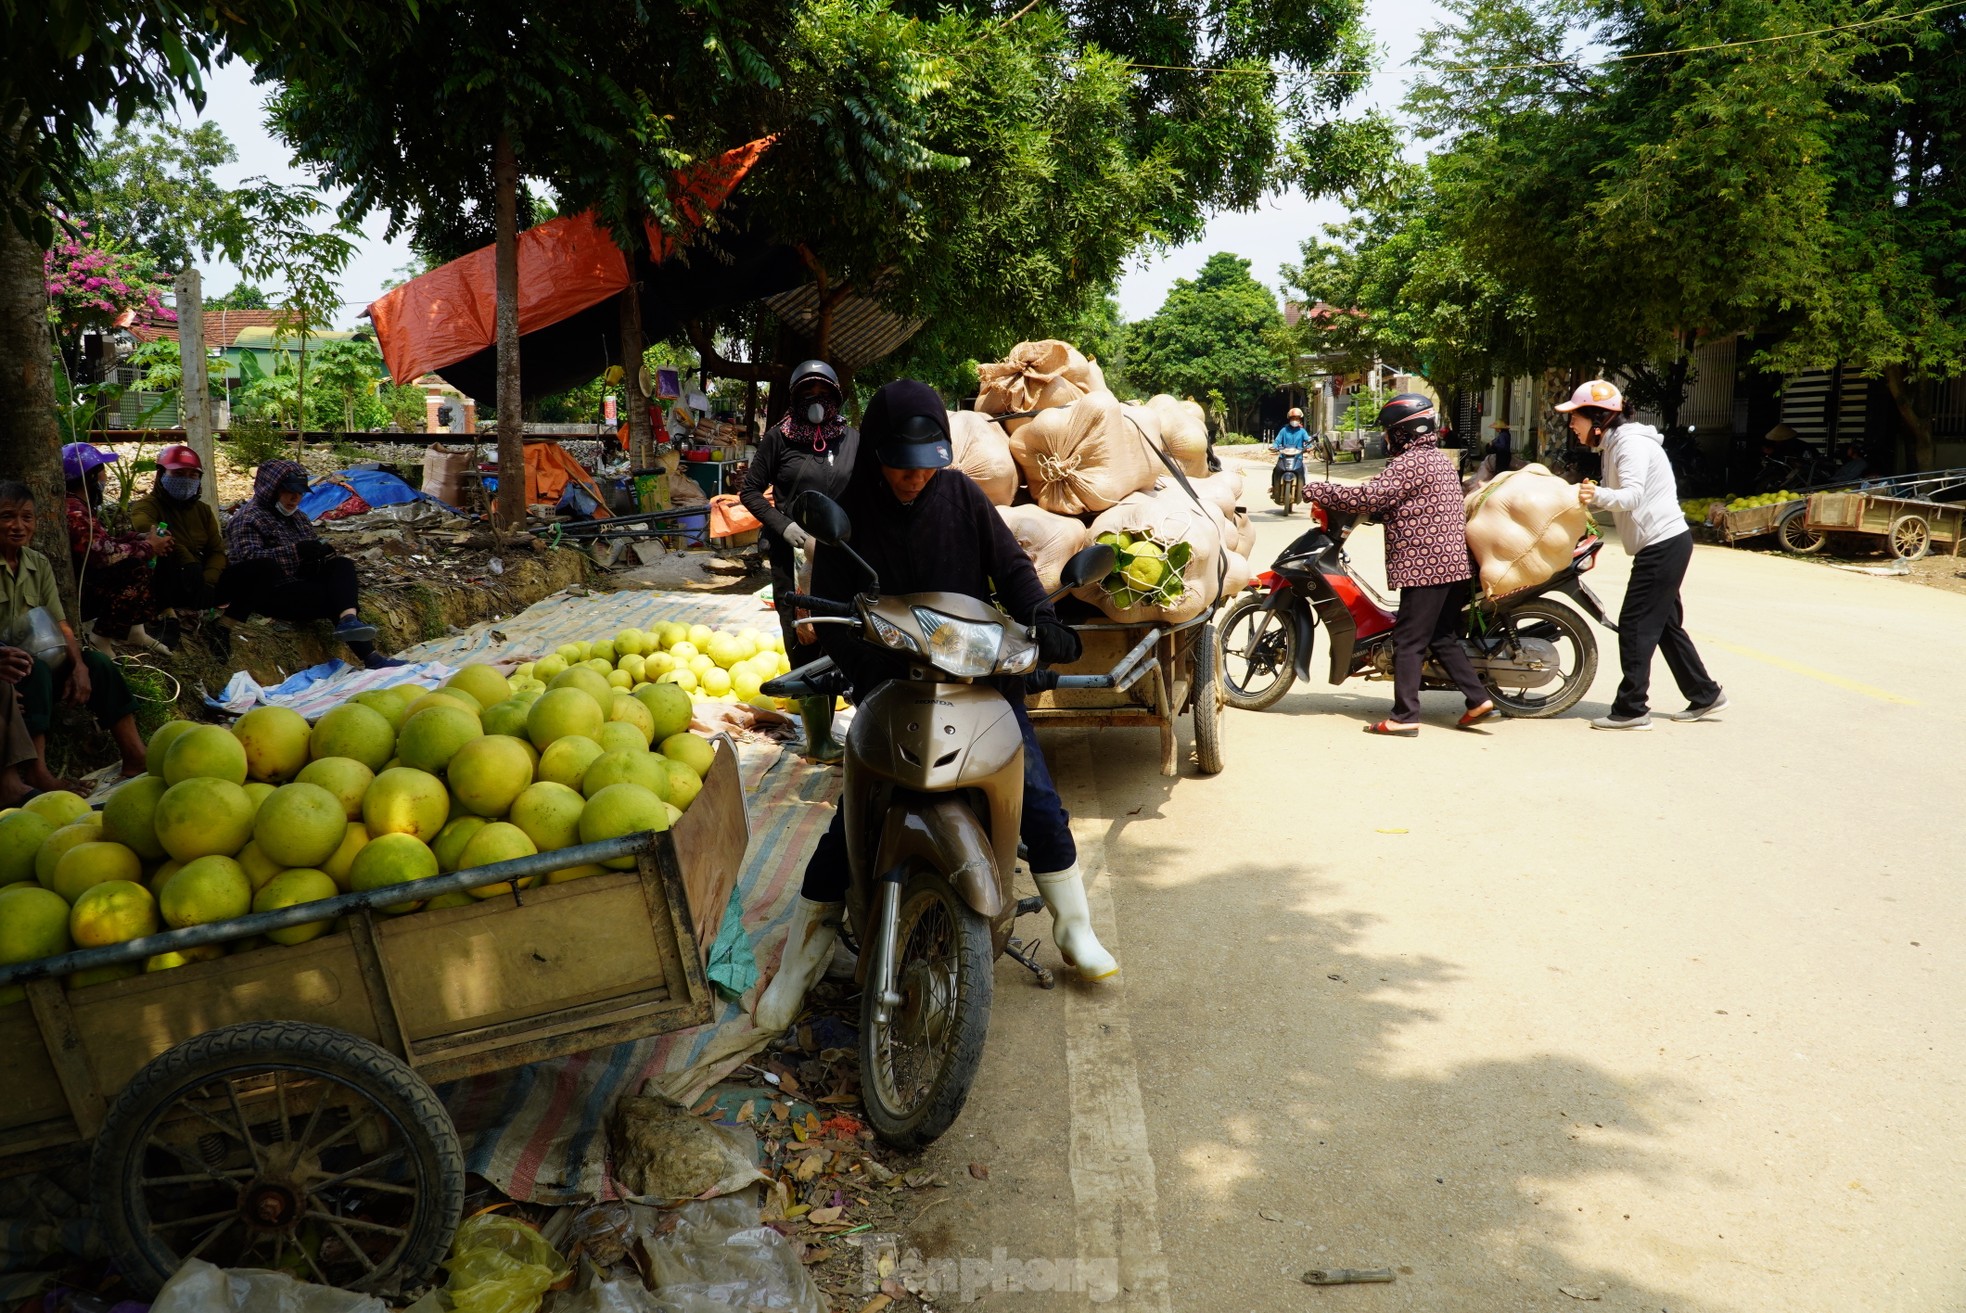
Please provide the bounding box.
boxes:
[751,380,1118,1033]
[1564,380,1725,729]
[1296,393,1495,735]
[740,360,862,762]
[1274,407,1310,453]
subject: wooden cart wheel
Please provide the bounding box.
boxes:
[1889,514,1931,560]
[1776,505,1826,554]
[91,1021,463,1298]
[1190,622,1225,775]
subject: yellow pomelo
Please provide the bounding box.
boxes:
[644,651,677,678]
[508,782,585,852]
[233,705,312,782]
[424,891,476,910]
[431,815,490,873]
[153,778,255,863]
[606,669,633,690]
[459,822,540,896]
[656,622,688,648]
[243,781,276,816]
[573,641,596,662]
[513,661,536,680]
[362,767,450,841]
[144,719,200,778]
[528,687,605,749]
[547,665,614,713]
[405,689,480,722]
[144,943,225,972]
[658,733,716,779]
[634,682,694,740]
[706,633,746,669]
[253,782,350,868]
[686,624,713,648]
[686,654,714,677]
[578,782,668,869]
[24,790,91,827]
[147,858,183,895]
[669,643,698,661]
[397,706,483,774]
[52,841,143,903]
[295,757,373,820]
[596,722,648,756]
[162,724,248,786]
[0,810,57,886]
[590,639,616,663]
[447,664,513,709]
[533,654,569,680]
[351,687,411,732]
[537,735,605,791]
[69,880,158,947]
[511,681,545,698]
[698,668,732,697]
[349,832,437,913]
[36,817,104,886]
[158,855,252,927]
[447,735,534,817]
[554,644,581,665]
[309,703,395,771]
[255,868,340,944]
[234,841,284,892]
[616,653,647,683]
[660,758,702,812]
[104,779,173,863]
[546,863,607,884]
[0,884,72,967]
[659,668,697,693]
[481,697,532,739]
[614,629,648,657]
[580,749,671,802]
[662,801,683,828]
[731,669,764,702]
[320,823,370,891]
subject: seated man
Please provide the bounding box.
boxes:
[0,646,71,805]
[0,480,148,780]
[128,444,227,615]
[221,459,390,668]
[752,381,1118,1032]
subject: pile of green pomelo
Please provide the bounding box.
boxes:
[0,625,744,1000]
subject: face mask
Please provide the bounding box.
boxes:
[276,500,299,518]
[161,473,200,501]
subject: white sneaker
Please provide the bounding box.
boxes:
[1033,864,1118,980]
[752,898,843,1032]
[1670,691,1728,722]
[1589,712,1653,731]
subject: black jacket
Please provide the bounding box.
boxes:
[812,468,1055,697]
[740,421,861,579]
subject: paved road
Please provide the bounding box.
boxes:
[890,456,1966,1312]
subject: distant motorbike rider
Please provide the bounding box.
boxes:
[752,380,1117,1033]
[1564,381,1725,729]
[1274,407,1310,453]
[740,360,862,762]
[1298,393,1495,735]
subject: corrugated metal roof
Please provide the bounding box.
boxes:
[762,284,923,373]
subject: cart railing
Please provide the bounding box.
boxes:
[1050,608,1212,693]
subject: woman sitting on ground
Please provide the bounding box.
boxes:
[62,442,172,652]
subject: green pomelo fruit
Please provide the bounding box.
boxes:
[232,705,312,783]
[253,782,350,868]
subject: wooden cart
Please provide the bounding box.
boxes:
[1803,483,1966,559]
[0,741,748,1298]
[1026,606,1225,777]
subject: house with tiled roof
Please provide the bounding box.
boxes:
[115,308,367,428]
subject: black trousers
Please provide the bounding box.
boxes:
[1391,582,1489,723]
[153,558,216,612]
[220,556,359,624]
[1611,532,1719,717]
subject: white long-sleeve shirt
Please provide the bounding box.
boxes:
[1590,422,1688,554]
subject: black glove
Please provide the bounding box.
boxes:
[297,539,334,565]
[1035,621,1081,666]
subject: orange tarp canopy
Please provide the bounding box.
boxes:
[366,138,772,385]
[524,440,611,516]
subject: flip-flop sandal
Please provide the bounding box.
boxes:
[1457,701,1498,728]
[1363,720,1418,736]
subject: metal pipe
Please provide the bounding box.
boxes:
[0,832,661,987]
[1054,656,1158,693]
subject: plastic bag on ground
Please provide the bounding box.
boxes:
[949,410,1017,506]
[1077,488,1227,624]
[640,1197,826,1313]
[975,340,1104,434]
[441,1214,569,1313]
[149,1259,387,1313]
[1463,463,1589,599]
[997,504,1091,593]
[1143,395,1211,478]
[1008,392,1158,517]
[608,1095,766,1203]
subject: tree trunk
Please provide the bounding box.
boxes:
[492,128,525,529]
[1882,363,1936,472]
[617,287,652,468]
[172,269,221,513]
[0,215,79,609]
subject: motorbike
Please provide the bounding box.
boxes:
[1271,446,1306,514]
[1215,505,1615,717]
[761,492,1115,1149]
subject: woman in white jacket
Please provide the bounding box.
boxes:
[1559,380,1726,730]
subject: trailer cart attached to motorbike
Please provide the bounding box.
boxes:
[1024,605,1225,777]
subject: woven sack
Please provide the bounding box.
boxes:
[997,504,1090,593]
[1009,391,1158,517]
[950,410,1017,506]
[1075,488,1226,624]
[1143,395,1211,478]
[1463,463,1588,599]
[975,340,1105,434]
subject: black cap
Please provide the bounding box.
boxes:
[864,381,952,469]
[277,469,310,494]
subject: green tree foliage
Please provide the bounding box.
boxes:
[207,281,270,310]
[74,111,236,271]
[1125,253,1286,432]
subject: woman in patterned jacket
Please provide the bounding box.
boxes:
[1299,394,1495,735]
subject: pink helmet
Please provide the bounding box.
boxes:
[1555,380,1624,413]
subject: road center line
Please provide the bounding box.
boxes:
[1692,633,1919,705]
[1055,731,1172,1312]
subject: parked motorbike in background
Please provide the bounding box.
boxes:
[1216,505,1615,717]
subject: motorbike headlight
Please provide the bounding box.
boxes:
[869,611,921,654]
[912,608,1001,678]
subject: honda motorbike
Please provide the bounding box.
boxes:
[1215,506,1614,717]
[762,492,1114,1149]
[1271,447,1306,514]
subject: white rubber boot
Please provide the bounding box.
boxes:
[753,898,843,1032]
[1033,864,1118,980]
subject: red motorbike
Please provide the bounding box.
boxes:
[1216,506,1614,717]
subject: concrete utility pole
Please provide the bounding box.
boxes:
[172,269,220,513]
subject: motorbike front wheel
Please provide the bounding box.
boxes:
[861,868,994,1149]
[1216,593,1300,711]
[1478,597,1598,718]
[1273,476,1301,513]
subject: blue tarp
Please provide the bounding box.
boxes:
[300,469,462,520]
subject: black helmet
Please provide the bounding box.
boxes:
[1375,392,1438,452]
[789,359,841,400]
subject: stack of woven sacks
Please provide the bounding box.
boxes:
[956,339,1255,623]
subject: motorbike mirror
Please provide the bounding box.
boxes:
[791,491,851,545]
[1058,543,1117,592]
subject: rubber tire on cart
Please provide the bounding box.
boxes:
[92,1020,463,1298]
[1777,505,1827,554]
[1216,593,1299,711]
[1190,621,1225,774]
[1889,514,1931,561]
